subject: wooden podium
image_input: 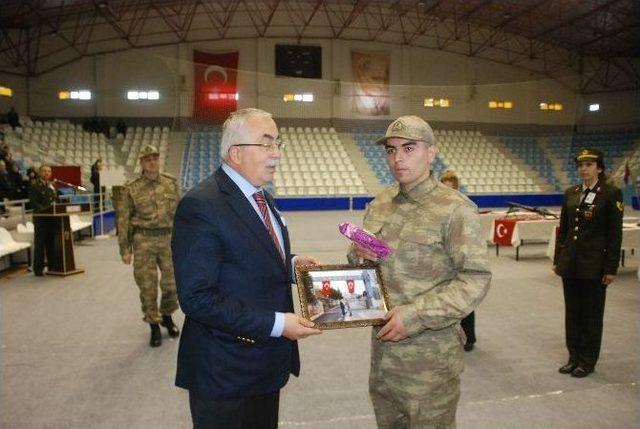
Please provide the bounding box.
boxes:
[32,202,92,276]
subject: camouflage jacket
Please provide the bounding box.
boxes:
[117,172,180,255]
[350,173,491,386]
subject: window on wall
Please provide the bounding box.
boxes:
[588,103,600,112]
[59,90,92,100]
[283,93,314,102]
[424,98,450,107]
[0,86,13,97]
[488,100,513,109]
[127,90,160,101]
[539,102,563,111]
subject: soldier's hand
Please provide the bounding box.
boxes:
[282,313,322,341]
[121,252,132,265]
[377,308,409,342]
[552,265,560,276]
[351,242,378,264]
[602,274,616,285]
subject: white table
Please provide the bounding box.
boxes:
[490,218,559,260]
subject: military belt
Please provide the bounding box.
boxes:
[134,227,172,236]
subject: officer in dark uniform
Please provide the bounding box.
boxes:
[28,165,58,276]
[553,148,623,378]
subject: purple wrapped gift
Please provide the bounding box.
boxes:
[338,222,393,259]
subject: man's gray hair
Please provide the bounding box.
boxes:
[220,108,273,160]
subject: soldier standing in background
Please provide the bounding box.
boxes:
[117,144,181,347]
[349,116,491,429]
[29,165,58,276]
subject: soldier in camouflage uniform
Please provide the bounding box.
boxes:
[349,116,491,429]
[28,165,58,276]
[117,144,181,347]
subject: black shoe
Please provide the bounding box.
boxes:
[571,366,593,378]
[150,324,162,347]
[161,315,180,338]
[34,272,44,277]
[464,343,474,352]
[558,362,578,374]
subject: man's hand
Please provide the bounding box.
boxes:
[376,308,409,342]
[552,265,560,276]
[351,242,378,264]
[282,313,322,340]
[602,274,616,285]
[295,255,321,267]
[121,251,132,265]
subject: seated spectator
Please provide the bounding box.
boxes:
[116,118,127,136]
[0,160,15,213]
[7,107,20,130]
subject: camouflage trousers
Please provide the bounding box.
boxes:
[132,232,178,324]
[368,328,464,429]
[370,375,460,429]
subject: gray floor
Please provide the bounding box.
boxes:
[1,210,639,429]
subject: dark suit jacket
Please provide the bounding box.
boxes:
[554,180,623,279]
[172,167,299,400]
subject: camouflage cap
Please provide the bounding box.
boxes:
[139,144,160,158]
[375,115,435,145]
[575,147,604,167]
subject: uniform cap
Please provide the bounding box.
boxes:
[575,148,604,164]
[376,116,435,145]
[139,144,160,158]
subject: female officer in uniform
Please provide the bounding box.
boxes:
[553,148,623,378]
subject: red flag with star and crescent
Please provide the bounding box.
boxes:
[193,50,238,123]
[493,219,517,246]
[321,281,331,298]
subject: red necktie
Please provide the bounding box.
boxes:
[253,191,285,261]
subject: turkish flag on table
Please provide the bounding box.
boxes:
[321,281,330,297]
[493,219,517,246]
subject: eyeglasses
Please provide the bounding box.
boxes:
[232,139,285,152]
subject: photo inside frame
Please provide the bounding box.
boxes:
[301,267,387,328]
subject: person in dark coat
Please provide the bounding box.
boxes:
[28,165,58,276]
[90,158,103,209]
[553,148,623,378]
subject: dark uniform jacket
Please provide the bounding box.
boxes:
[28,178,57,212]
[554,180,623,279]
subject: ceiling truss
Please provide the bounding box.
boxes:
[0,0,637,93]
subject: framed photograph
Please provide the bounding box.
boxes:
[295,264,390,330]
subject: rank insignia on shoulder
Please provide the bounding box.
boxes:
[616,201,624,212]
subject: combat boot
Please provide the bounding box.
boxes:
[150,323,162,347]
[161,315,180,338]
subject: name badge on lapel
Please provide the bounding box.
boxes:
[584,192,596,204]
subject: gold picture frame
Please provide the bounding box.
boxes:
[295,264,390,330]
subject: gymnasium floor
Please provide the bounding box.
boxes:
[1,210,639,429]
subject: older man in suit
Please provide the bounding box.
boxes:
[172,108,322,429]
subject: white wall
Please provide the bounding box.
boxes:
[3,37,637,128]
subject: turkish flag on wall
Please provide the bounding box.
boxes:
[493,219,517,246]
[193,50,239,123]
[347,279,355,294]
[321,281,330,298]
